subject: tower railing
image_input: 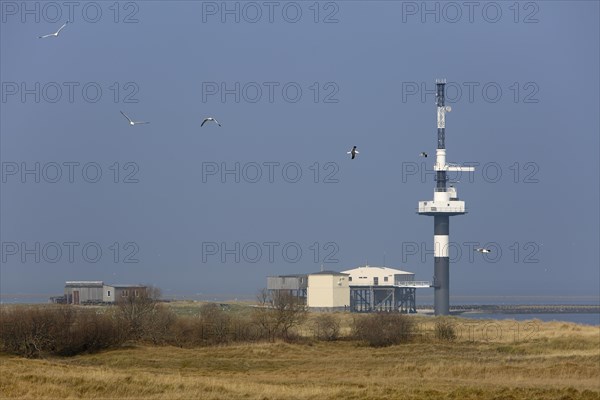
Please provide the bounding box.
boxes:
[395,281,432,288]
[417,206,467,213]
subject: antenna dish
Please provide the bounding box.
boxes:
[445,106,452,112]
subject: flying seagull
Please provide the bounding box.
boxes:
[474,248,491,254]
[38,21,69,39]
[420,152,428,158]
[201,117,221,127]
[347,146,359,160]
[120,111,149,126]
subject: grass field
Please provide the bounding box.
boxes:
[0,304,598,399]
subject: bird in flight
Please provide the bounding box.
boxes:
[420,152,428,158]
[474,248,491,254]
[201,117,221,127]
[120,111,150,126]
[347,146,359,160]
[38,21,69,39]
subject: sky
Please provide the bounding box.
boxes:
[1,0,599,301]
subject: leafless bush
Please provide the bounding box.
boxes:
[312,314,341,341]
[168,317,203,347]
[251,289,307,341]
[352,312,415,347]
[0,306,124,358]
[0,306,62,357]
[53,310,126,356]
[115,286,174,342]
[229,316,261,342]
[198,303,231,344]
[434,318,457,342]
[140,304,177,344]
[163,305,257,347]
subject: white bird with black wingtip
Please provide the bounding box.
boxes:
[201,117,221,127]
[120,111,150,126]
[347,146,359,159]
[38,21,69,39]
[474,248,491,254]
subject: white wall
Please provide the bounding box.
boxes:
[103,285,115,303]
[307,274,349,308]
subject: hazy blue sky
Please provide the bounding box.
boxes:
[1,1,598,300]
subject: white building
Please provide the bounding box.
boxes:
[103,284,147,303]
[307,271,350,310]
[341,265,415,287]
[341,265,424,313]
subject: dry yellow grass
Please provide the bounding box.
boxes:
[1,315,598,399]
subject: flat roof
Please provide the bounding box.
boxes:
[309,270,349,276]
[107,284,146,288]
[342,265,415,275]
[65,281,104,287]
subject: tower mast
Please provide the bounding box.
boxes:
[418,79,474,315]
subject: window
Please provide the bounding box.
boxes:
[134,290,139,297]
[384,277,388,282]
[374,277,379,285]
[122,290,128,297]
[107,290,111,297]
[348,277,352,282]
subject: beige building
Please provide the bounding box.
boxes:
[307,271,350,310]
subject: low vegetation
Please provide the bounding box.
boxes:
[0,290,312,357]
[434,317,457,341]
[352,312,415,346]
[0,305,124,358]
[0,297,598,399]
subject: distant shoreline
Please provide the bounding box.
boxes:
[1,299,599,315]
[417,304,600,314]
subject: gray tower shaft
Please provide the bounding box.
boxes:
[434,215,449,315]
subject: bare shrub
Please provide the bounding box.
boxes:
[312,314,341,341]
[141,304,177,345]
[53,310,126,356]
[251,289,307,341]
[0,306,124,358]
[353,312,415,347]
[229,315,260,342]
[434,318,457,342]
[167,316,203,347]
[115,286,174,342]
[271,291,307,340]
[198,303,231,344]
[0,306,62,357]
